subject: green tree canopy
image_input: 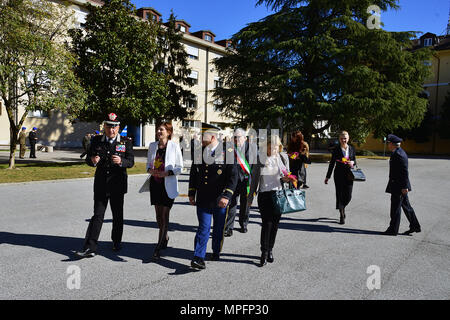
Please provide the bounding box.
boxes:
[0,0,86,168]
[213,0,432,142]
[155,12,195,123]
[69,0,169,125]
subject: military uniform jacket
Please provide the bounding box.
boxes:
[188,145,238,209]
[19,132,26,144]
[86,134,135,197]
[386,147,411,194]
[28,131,37,144]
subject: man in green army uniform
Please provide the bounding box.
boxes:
[18,127,27,159]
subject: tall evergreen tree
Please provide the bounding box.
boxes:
[155,12,195,123]
[69,0,169,125]
[214,0,431,142]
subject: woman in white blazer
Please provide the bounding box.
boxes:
[146,122,183,259]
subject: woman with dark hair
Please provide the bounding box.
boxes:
[146,122,183,259]
[287,131,310,189]
[324,131,356,225]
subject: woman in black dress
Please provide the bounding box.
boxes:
[324,131,356,224]
[147,122,183,259]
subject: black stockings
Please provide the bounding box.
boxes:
[155,205,170,246]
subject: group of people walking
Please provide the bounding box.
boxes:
[74,113,421,269]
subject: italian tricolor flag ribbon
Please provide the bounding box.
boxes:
[235,146,251,195]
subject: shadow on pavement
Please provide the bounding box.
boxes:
[0,231,191,268]
[94,219,198,233]
[0,231,263,273]
[247,213,382,236]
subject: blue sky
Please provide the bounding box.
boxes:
[132,0,450,40]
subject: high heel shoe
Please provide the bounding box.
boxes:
[259,252,268,267]
[161,237,169,249]
[152,247,161,259]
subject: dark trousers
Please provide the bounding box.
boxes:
[334,175,353,210]
[225,179,249,231]
[83,193,124,252]
[388,193,420,234]
[258,191,282,253]
[29,142,36,158]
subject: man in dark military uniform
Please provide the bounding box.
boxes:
[384,134,421,236]
[188,129,238,269]
[75,113,135,258]
[224,128,252,236]
[28,127,38,158]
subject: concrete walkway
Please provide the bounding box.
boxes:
[0,157,449,300]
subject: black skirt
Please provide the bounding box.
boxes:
[150,176,174,208]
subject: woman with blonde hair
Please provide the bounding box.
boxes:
[324,131,356,224]
[249,136,296,267]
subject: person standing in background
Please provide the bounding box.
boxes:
[80,133,92,159]
[28,127,38,158]
[18,127,27,159]
[287,131,310,189]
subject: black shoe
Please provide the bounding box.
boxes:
[161,237,169,249]
[403,227,421,235]
[74,248,96,259]
[191,257,206,270]
[112,243,121,252]
[241,226,248,233]
[210,253,220,261]
[302,184,309,189]
[224,229,233,237]
[152,247,161,260]
[267,251,274,263]
[259,252,268,267]
[339,209,345,225]
[383,229,397,236]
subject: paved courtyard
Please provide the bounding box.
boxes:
[0,157,449,300]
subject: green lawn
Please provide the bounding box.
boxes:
[0,155,388,184]
[0,162,147,183]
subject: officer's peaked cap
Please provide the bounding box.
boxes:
[104,113,120,125]
[387,134,403,143]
